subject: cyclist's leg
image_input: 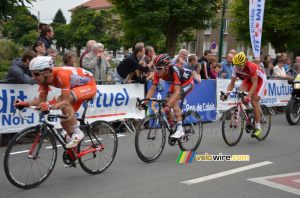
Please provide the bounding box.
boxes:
[239,79,250,107]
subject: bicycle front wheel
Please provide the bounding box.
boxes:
[178,111,203,151]
[222,107,244,146]
[135,114,166,163]
[78,121,118,174]
[4,126,57,189]
[257,104,271,141]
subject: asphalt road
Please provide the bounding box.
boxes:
[0,113,300,198]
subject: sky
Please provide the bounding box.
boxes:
[25,0,88,24]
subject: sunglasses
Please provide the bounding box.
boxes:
[156,67,165,71]
[32,71,45,77]
[235,63,244,67]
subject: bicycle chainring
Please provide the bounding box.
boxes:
[62,150,76,166]
[245,123,254,133]
[168,134,177,146]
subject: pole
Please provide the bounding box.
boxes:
[38,11,40,36]
[218,0,226,62]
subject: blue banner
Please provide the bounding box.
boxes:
[147,80,216,122]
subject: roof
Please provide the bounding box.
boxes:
[69,0,113,12]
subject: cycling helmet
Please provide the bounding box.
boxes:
[155,54,170,68]
[29,56,53,71]
[233,52,246,65]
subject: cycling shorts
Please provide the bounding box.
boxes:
[166,78,194,100]
[70,82,97,111]
[241,76,267,98]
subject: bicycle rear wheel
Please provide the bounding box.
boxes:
[178,111,202,151]
[4,126,57,189]
[135,114,166,163]
[256,104,271,141]
[222,107,244,146]
[78,121,118,174]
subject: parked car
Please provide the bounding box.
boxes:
[112,54,124,64]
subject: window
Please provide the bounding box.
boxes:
[189,42,196,54]
[222,42,227,57]
[247,46,253,61]
[223,18,229,34]
[225,0,230,10]
[203,42,210,52]
[204,20,212,34]
[268,43,276,59]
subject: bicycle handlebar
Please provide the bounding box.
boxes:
[220,91,249,100]
[17,106,55,126]
[136,98,168,111]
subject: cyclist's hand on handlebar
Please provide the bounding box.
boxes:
[220,95,227,101]
[38,102,51,113]
[14,99,28,110]
[242,96,250,104]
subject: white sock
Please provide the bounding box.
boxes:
[72,125,84,138]
[255,122,261,129]
[177,122,182,131]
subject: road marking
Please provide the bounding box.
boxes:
[181,161,273,185]
[248,172,300,195]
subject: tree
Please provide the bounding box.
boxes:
[0,0,34,21]
[2,8,38,44]
[19,29,38,46]
[109,0,221,58]
[53,9,66,24]
[66,6,105,56]
[230,0,300,53]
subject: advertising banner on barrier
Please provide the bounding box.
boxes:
[216,79,292,111]
[147,80,216,122]
[0,84,144,133]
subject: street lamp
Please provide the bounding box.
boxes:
[28,7,40,36]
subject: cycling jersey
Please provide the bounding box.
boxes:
[152,64,194,99]
[152,64,192,86]
[232,61,267,97]
[39,67,97,111]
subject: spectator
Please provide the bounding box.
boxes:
[263,60,274,78]
[176,57,185,67]
[1,50,37,146]
[219,53,234,79]
[141,46,156,70]
[229,49,237,56]
[46,47,57,67]
[253,57,264,69]
[273,53,281,66]
[32,41,46,56]
[37,25,54,49]
[210,63,222,79]
[2,50,37,84]
[198,50,212,79]
[295,56,300,64]
[280,53,289,71]
[132,60,154,84]
[79,40,97,68]
[287,63,300,79]
[192,63,201,83]
[172,49,188,63]
[82,43,113,82]
[274,58,292,80]
[184,54,198,71]
[264,55,272,63]
[286,57,291,68]
[58,51,77,67]
[114,42,150,84]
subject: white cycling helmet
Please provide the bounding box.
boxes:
[29,56,53,71]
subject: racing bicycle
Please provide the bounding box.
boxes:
[135,98,202,163]
[220,91,272,146]
[4,97,118,189]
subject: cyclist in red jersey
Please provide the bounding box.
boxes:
[138,54,194,139]
[13,56,97,148]
[221,52,267,138]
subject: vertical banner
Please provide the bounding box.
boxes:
[249,0,265,58]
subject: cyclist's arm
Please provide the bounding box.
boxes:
[50,93,72,110]
[226,76,236,97]
[248,75,258,98]
[27,94,47,106]
[144,84,157,105]
[167,85,180,107]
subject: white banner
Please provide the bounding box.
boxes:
[216,79,292,111]
[0,84,145,133]
[249,0,265,58]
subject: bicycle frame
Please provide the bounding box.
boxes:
[21,99,103,161]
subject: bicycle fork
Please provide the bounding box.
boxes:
[28,126,48,160]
